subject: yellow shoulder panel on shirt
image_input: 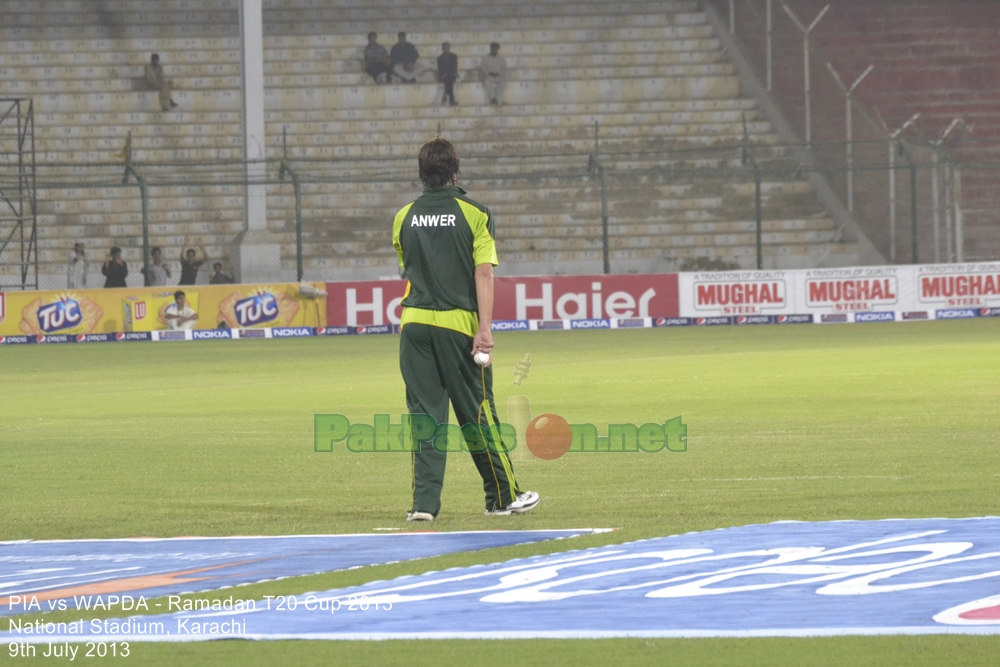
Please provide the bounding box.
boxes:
[392,202,415,271]
[455,199,498,267]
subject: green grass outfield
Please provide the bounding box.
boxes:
[2,320,998,665]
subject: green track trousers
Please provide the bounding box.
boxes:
[399,322,521,515]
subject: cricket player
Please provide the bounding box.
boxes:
[392,137,539,521]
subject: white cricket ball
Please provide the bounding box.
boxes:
[474,351,491,366]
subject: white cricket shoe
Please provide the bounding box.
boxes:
[406,511,434,522]
[485,491,540,516]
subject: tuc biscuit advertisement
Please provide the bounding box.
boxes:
[0,283,327,336]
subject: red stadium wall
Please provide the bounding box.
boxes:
[324,274,680,326]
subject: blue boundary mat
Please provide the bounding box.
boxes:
[0,530,605,616]
[5,518,1000,641]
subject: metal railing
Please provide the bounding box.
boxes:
[0,98,38,290]
[12,131,999,291]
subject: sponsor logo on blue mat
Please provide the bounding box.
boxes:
[735,315,771,325]
[776,314,813,324]
[936,309,978,319]
[855,311,895,323]
[192,330,232,340]
[122,332,151,341]
[979,308,1000,318]
[0,335,32,345]
[492,320,529,331]
[354,325,392,335]
[10,519,1000,641]
[654,317,691,327]
[75,333,115,343]
[316,326,351,336]
[36,334,73,344]
[821,313,849,323]
[696,317,730,326]
[902,311,929,320]
[0,531,598,619]
[616,318,646,328]
[238,329,266,339]
[272,327,312,337]
[158,331,186,341]
[570,319,611,329]
[537,320,565,330]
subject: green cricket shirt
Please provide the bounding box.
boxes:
[392,186,498,337]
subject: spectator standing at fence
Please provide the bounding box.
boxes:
[164,291,198,331]
[179,245,206,285]
[141,246,171,286]
[479,42,507,105]
[364,32,393,84]
[101,246,128,288]
[144,53,178,112]
[391,32,422,83]
[437,42,459,106]
[209,262,234,284]
[67,241,89,289]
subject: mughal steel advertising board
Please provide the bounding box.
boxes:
[678,263,1000,320]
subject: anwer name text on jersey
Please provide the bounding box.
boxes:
[411,214,457,227]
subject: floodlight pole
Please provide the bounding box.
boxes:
[827,62,873,212]
[783,3,829,145]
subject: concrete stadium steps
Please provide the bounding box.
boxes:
[33,119,774,152]
[3,0,861,282]
[0,51,728,80]
[6,63,738,96]
[3,1,701,39]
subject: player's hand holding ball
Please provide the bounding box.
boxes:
[472,327,493,367]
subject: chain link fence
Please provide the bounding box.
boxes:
[19,130,999,291]
[707,0,997,264]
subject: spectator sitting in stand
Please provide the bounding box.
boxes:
[363,32,393,84]
[164,290,198,331]
[144,53,178,112]
[102,246,128,288]
[437,42,459,105]
[479,42,508,105]
[179,244,206,285]
[390,32,426,83]
[209,262,235,284]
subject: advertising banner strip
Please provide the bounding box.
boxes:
[678,262,1000,319]
[3,310,1000,346]
[0,283,328,337]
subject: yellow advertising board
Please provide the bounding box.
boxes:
[0,283,327,336]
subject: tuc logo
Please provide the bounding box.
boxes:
[234,292,280,327]
[37,297,83,333]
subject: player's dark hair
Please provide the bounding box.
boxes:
[110,246,121,255]
[367,32,376,39]
[418,137,459,189]
[174,290,185,299]
[151,246,161,254]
